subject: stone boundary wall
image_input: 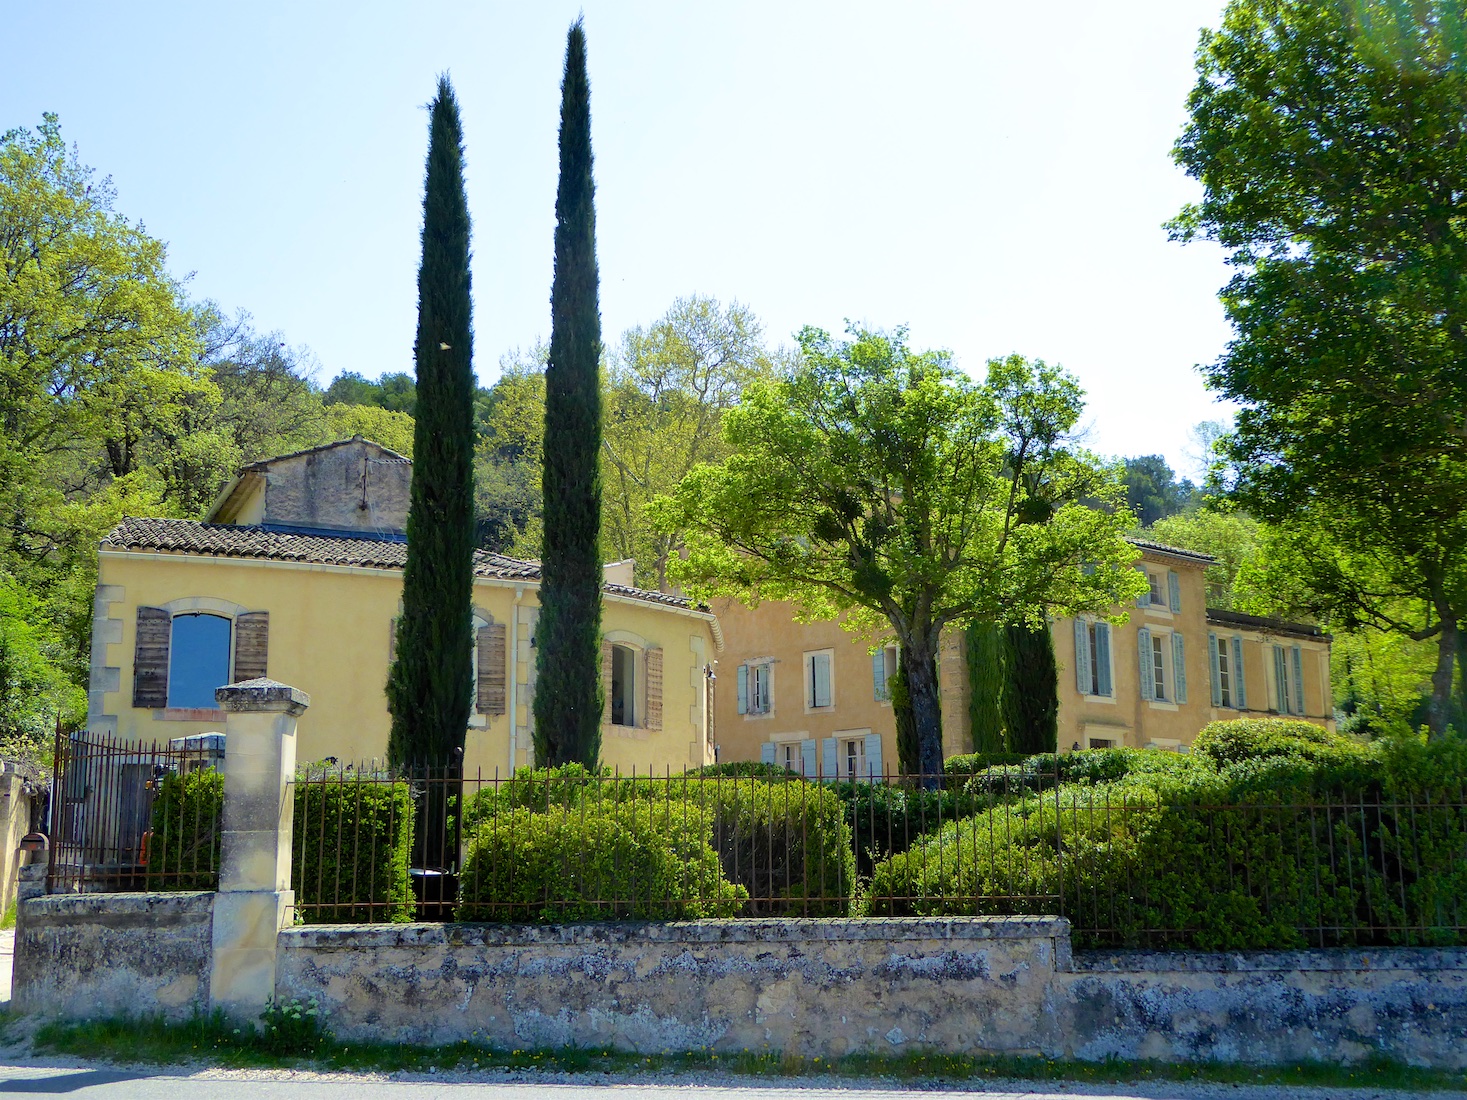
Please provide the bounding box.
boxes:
[1054,947,1467,1068]
[13,892,213,1021]
[14,897,1467,1068]
[276,916,1071,1055]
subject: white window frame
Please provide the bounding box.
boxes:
[1216,636,1233,709]
[1151,632,1168,702]
[1147,572,1165,607]
[840,735,867,780]
[749,661,772,715]
[610,642,638,728]
[1079,619,1116,701]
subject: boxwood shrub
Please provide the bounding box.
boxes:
[864,720,1467,950]
[292,768,414,923]
[148,767,224,890]
[147,764,414,923]
[456,799,747,922]
[463,766,856,916]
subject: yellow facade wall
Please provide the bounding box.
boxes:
[94,550,715,775]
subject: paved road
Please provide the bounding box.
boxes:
[0,1065,1464,1100]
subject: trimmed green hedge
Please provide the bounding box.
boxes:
[463,766,856,916]
[292,771,414,923]
[147,765,414,924]
[456,799,747,922]
[864,720,1467,950]
[148,768,223,890]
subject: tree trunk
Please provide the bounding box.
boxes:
[901,639,944,787]
[1428,610,1459,741]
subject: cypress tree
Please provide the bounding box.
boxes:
[965,622,1009,754]
[534,21,604,767]
[386,76,476,787]
[1002,624,1059,755]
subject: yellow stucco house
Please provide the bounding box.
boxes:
[88,438,719,774]
[713,540,1334,777]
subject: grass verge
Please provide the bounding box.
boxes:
[31,1013,1467,1092]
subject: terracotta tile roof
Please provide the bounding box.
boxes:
[1205,607,1331,642]
[102,516,701,611]
[1126,537,1217,565]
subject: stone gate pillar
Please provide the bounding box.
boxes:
[208,678,307,1021]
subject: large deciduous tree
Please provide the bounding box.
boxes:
[1171,0,1467,738]
[653,327,1143,781]
[535,21,605,767]
[386,77,476,780]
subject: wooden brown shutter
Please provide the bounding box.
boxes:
[133,607,171,708]
[477,622,507,716]
[601,640,613,725]
[645,645,663,731]
[232,611,269,683]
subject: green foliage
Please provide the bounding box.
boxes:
[456,800,747,922]
[943,751,1035,779]
[656,329,1146,780]
[888,654,921,775]
[292,771,414,923]
[835,780,986,874]
[1003,625,1058,755]
[323,370,417,415]
[1120,455,1197,526]
[965,623,1008,754]
[535,21,605,768]
[474,349,546,557]
[866,722,1467,949]
[0,574,81,763]
[1145,510,1261,611]
[148,768,224,890]
[148,767,413,922]
[387,77,476,790]
[1172,0,1467,737]
[260,996,327,1054]
[462,765,855,916]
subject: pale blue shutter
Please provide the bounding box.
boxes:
[1095,623,1113,697]
[800,739,817,777]
[1172,632,1188,704]
[1138,627,1154,701]
[821,737,839,781]
[1137,569,1150,608]
[1168,571,1182,613]
[1231,636,1247,710]
[1073,619,1092,695]
[1291,645,1305,715]
[737,665,748,714]
[872,650,887,701]
[1208,632,1222,707]
[864,733,883,781]
[813,653,833,707]
[1273,645,1288,713]
[759,742,776,765]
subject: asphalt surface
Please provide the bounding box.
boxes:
[1,1064,1465,1099]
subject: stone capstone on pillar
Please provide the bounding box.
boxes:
[208,678,308,1023]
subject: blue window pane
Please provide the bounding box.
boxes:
[168,613,232,709]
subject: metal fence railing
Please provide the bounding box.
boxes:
[48,728,224,893]
[44,743,1467,950]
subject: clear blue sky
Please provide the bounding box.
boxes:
[4,1,1234,477]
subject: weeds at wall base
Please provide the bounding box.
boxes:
[28,1014,1467,1092]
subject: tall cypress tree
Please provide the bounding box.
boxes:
[1003,624,1059,755]
[965,622,1009,754]
[386,76,476,785]
[534,21,604,767]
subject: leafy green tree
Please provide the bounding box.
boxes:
[603,296,778,589]
[324,370,417,415]
[1121,455,1197,526]
[474,347,547,557]
[535,21,605,767]
[386,77,476,787]
[654,327,1145,781]
[1146,510,1262,610]
[1172,0,1467,738]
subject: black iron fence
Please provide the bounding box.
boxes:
[43,743,1467,950]
[48,729,224,893]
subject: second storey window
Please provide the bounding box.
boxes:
[806,651,833,709]
[1208,633,1247,710]
[168,613,232,710]
[1138,627,1188,704]
[1151,633,1168,701]
[737,661,773,715]
[1073,619,1113,698]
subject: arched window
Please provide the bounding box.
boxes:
[167,613,232,709]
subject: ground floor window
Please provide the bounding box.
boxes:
[167,613,231,709]
[611,643,636,727]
